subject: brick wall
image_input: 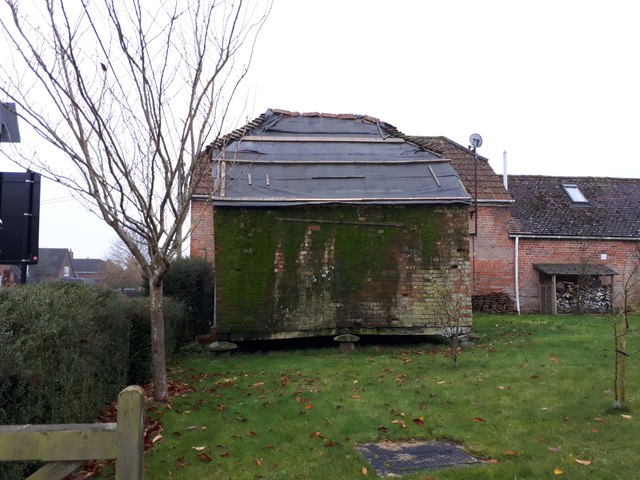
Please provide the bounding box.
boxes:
[190,198,215,262]
[471,205,515,296]
[517,238,640,313]
[212,204,471,341]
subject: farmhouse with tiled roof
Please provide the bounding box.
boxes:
[506,175,640,313]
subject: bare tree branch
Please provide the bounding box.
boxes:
[0,0,272,401]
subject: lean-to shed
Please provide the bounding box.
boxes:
[191,109,472,341]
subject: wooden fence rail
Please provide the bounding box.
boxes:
[0,385,144,480]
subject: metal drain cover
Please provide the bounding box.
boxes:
[356,440,479,477]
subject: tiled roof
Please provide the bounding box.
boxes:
[27,248,72,282]
[73,258,106,274]
[508,176,640,239]
[408,136,513,202]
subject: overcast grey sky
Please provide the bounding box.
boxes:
[2,0,639,258]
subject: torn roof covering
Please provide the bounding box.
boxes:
[209,109,471,206]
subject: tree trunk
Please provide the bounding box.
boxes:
[149,277,168,402]
[619,314,627,406]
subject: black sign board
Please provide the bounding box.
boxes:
[0,171,40,264]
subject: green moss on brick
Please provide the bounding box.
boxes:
[214,204,466,338]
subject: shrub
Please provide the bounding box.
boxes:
[0,283,131,479]
[0,282,188,479]
[125,296,188,385]
[0,283,130,424]
[145,257,214,344]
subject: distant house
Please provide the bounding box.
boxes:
[191,109,473,341]
[73,258,106,283]
[1,265,20,287]
[21,248,76,283]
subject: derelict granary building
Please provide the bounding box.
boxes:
[191,109,472,341]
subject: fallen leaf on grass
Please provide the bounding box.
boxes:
[305,404,313,410]
[325,440,336,447]
[472,417,486,423]
[621,414,633,420]
[412,416,425,426]
[254,458,263,467]
[392,419,408,428]
[361,466,368,475]
[575,458,592,466]
[437,381,446,385]
[593,417,604,422]
[249,431,257,436]
[152,434,163,443]
[220,452,230,458]
[352,394,361,399]
[503,450,517,456]
[197,452,212,462]
[310,431,325,439]
[252,382,265,387]
[497,385,511,390]
[481,458,498,464]
[553,467,563,475]
[377,426,388,433]
[548,447,562,453]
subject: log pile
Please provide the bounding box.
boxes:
[472,292,517,314]
[556,280,611,314]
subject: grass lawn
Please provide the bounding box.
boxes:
[141,314,639,479]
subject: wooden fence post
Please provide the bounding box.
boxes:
[115,385,145,480]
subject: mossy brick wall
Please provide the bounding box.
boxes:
[214,204,470,340]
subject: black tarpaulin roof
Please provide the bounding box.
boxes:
[210,109,471,206]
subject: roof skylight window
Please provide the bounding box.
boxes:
[562,184,588,203]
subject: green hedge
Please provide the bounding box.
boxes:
[144,257,214,343]
[125,295,188,385]
[0,282,186,479]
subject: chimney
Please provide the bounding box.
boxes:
[502,151,508,191]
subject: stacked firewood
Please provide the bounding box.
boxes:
[556,281,611,314]
[472,293,517,314]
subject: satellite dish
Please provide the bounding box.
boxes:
[469,133,483,148]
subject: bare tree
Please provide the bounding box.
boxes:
[431,243,473,367]
[608,243,640,409]
[101,240,143,290]
[0,0,271,401]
